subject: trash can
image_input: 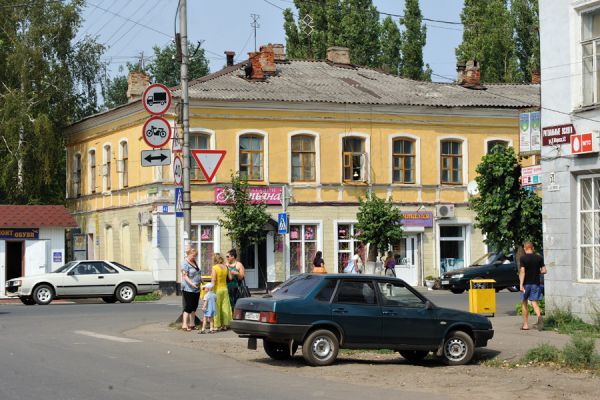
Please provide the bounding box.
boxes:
[468,279,496,316]
[199,275,212,300]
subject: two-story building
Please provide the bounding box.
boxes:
[65,45,539,292]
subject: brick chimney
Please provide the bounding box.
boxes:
[246,52,264,79]
[457,60,482,88]
[127,71,150,101]
[326,47,351,65]
[225,51,235,67]
[272,44,286,61]
[258,44,276,74]
[531,70,541,84]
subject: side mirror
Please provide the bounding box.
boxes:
[425,300,434,310]
[67,270,75,276]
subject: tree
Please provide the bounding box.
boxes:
[468,146,542,255]
[103,68,128,109]
[379,16,401,75]
[354,193,404,262]
[400,0,430,81]
[456,0,518,83]
[217,173,272,255]
[511,0,540,81]
[149,42,209,88]
[339,0,381,67]
[0,0,106,204]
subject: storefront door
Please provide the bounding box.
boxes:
[392,235,418,286]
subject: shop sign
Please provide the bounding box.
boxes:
[53,252,63,263]
[215,186,283,205]
[571,132,599,155]
[542,124,574,146]
[521,165,542,186]
[400,211,433,227]
[0,228,39,239]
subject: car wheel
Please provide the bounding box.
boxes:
[115,283,136,303]
[102,296,117,304]
[33,284,54,305]
[302,329,339,366]
[442,331,475,366]
[400,350,429,362]
[263,340,298,360]
[19,296,36,306]
[450,288,465,294]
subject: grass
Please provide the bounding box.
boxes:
[562,335,600,370]
[521,343,561,363]
[134,291,162,302]
[515,296,545,316]
[544,309,600,338]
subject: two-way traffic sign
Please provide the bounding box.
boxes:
[141,149,171,167]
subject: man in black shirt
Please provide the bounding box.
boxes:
[519,242,546,331]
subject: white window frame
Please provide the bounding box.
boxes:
[190,221,221,276]
[389,133,421,185]
[88,148,96,195]
[73,152,82,198]
[288,130,321,185]
[286,221,323,275]
[118,139,128,189]
[189,128,215,182]
[577,174,600,282]
[436,221,471,276]
[236,129,269,183]
[438,135,468,186]
[333,220,362,273]
[339,132,371,183]
[484,137,513,154]
[579,6,600,106]
[102,143,112,193]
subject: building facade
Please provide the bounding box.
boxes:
[540,0,600,321]
[65,46,539,291]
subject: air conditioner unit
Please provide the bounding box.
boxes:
[436,204,455,218]
[138,211,153,226]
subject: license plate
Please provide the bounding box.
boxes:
[245,312,260,321]
[442,280,450,285]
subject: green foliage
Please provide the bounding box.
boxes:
[521,343,561,363]
[511,0,540,81]
[378,16,401,75]
[562,335,600,370]
[355,193,403,261]
[400,0,430,81]
[544,309,600,338]
[515,296,545,315]
[217,173,272,253]
[468,146,542,253]
[339,0,381,67]
[149,42,209,88]
[103,73,128,109]
[134,291,162,301]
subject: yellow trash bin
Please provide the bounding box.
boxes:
[469,279,496,316]
[199,275,212,300]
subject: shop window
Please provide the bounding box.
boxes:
[579,176,600,281]
[239,135,264,180]
[392,138,415,183]
[290,224,318,275]
[103,144,111,192]
[119,141,128,188]
[342,137,367,182]
[582,9,600,106]
[486,140,509,154]
[291,135,316,182]
[190,133,210,180]
[88,150,96,194]
[73,154,81,198]
[191,224,217,276]
[336,223,362,273]
[440,140,462,185]
[439,225,465,274]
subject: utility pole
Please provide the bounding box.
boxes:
[179,0,191,244]
[251,13,260,52]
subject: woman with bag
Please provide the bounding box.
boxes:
[211,253,232,331]
[312,251,326,274]
[226,249,246,307]
[180,247,201,331]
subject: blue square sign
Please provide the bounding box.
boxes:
[175,187,183,218]
[277,212,289,234]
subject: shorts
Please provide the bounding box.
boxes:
[521,284,543,302]
[182,291,200,313]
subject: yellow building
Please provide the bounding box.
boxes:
[65,45,539,292]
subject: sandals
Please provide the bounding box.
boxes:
[520,326,529,330]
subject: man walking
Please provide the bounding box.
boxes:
[519,242,547,331]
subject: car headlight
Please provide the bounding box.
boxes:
[5,280,21,287]
[453,274,464,279]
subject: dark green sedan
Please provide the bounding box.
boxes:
[231,274,493,366]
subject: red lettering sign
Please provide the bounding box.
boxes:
[215,187,282,205]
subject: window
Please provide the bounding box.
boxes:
[335,280,377,305]
[73,154,81,197]
[289,224,318,275]
[336,223,362,273]
[190,133,209,180]
[190,224,216,276]
[120,224,131,267]
[239,135,263,180]
[487,140,508,154]
[103,145,111,191]
[119,141,128,188]
[271,275,322,298]
[98,262,118,274]
[441,140,462,184]
[377,281,424,307]
[439,225,466,274]
[582,9,600,105]
[315,279,337,302]
[392,138,415,183]
[291,135,315,182]
[343,137,367,182]
[88,150,96,194]
[579,176,600,280]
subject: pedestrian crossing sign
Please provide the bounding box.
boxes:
[175,187,183,218]
[277,212,289,234]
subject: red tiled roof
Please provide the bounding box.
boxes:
[0,206,77,228]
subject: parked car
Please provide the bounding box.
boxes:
[440,252,519,294]
[231,274,493,366]
[5,260,159,305]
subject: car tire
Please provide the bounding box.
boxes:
[263,340,297,360]
[102,296,118,304]
[19,296,36,305]
[442,331,475,366]
[302,329,339,366]
[115,283,136,303]
[450,288,465,294]
[399,350,429,362]
[33,284,54,305]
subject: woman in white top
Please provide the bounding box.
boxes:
[351,247,364,274]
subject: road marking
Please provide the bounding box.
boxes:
[74,330,141,343]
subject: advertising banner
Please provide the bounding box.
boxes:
[520,112,531,153]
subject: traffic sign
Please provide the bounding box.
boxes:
[277,212,289,234]
[141,149,171,167]
[143,117,172,148]
[172,123,182,153]
[191,150,226,183]
[173,155,183,186]
[143,83,172,115]
[175,187,183,218]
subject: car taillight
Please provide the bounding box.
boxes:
[259,311,277,324]
[233,309,243,320]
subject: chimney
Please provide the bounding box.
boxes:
[258,44,276,75]
[531,70,541,84]
[225,51,235,67]
[457,60,482,88]
[127,71,150,101]
[326,47,351,65]
[246,52,264,79]
[272,44,286,61]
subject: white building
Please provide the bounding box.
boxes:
[540,0,600,321]
[0,205,76,298]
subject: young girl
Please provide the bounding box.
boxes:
[200,283,216,334]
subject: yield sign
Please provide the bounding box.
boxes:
[191,150,226,183]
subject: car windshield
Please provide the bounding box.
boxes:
[271,274,321,298]
[53,262,77,273]
[470,253,495,266]
[110,261,134,271]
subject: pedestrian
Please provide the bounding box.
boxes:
[226,249,245,308]
[344,247,363,274]
[181,247,201,331]
[211,253,232,331]
[312,251,326,274]
[384,251,396,277]
[199,283,216,334]
[519,242,547,331]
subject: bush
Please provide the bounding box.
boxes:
[544,309,600,337]
[521,343,561,363]
[134,291,162,301]
[515,296,545,316]
[562,335,600,370]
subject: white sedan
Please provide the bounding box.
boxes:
[5,260,159,305]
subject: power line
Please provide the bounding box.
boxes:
[102,1,149,47]
[91,1,131,38]
[105,0,162,49]
[87,1,172,39]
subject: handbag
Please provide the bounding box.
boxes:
[236,279,251,299]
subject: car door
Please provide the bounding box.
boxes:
[96,262,120,295]
[331,279,381,345]
[376,280,442,346]
[60,262,103,296]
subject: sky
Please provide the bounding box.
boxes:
[79,0,464,83]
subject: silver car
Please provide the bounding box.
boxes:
[5,260,159,305]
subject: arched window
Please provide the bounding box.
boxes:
[103,144,111,191]
[392,138,415,184]
[342,137,367,182]
[119,141,128,188]
[440,140,462,185]
[291,135,316,182]
[190,133,210,180]
[105,225,113,260]
[88,149,96,194]
[239,135,264,180]
[73,154,82,197]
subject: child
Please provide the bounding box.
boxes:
[200,283,217,334]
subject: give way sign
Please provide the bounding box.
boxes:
[191,150,226,183]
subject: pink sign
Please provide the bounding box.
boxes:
[215,186,283,205]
